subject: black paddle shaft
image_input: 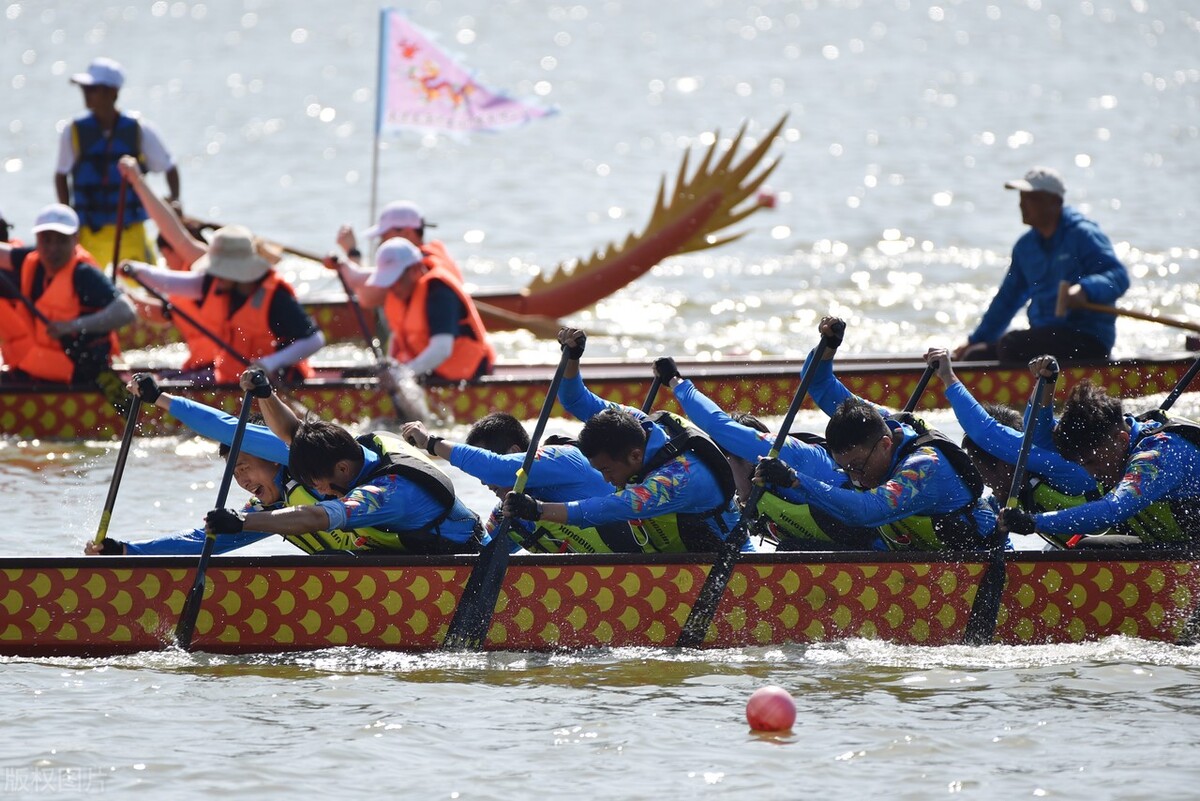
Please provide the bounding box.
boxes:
[442,347,572,650]
[676,324,843,648]
[175,385,259,649]
[93,396,143,544]
[1160,354,1200,413]
[962,365,1058,645]
[903,362,939,413]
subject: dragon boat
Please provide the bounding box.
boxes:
[1,548,1197,658]
[119,117,786,349]
[1,351,1194,440]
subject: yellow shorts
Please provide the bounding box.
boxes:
[78,221,157,268]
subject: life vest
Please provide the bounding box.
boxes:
[875,414,993,551]
[13,250,121,383]
[422,240,464,282]
[171,292,218,371]
[1015,477,1100,548]
[755,491,881,550]
[1104,417,1200,543]
[509,518,644,554]
[383,255,494,382]
[70,113,149,230]
[622,411,738,553]
[193,272,314,384]
[348,432,483,554]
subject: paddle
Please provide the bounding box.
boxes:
[442,346,571,650]
[676,324,842,648]
[174,377,263,649]
[962,359,1059,645]
[641,375,663,413]
[1055,280,1200,335]
[903,362,938,413]
[182,217,565,339]
[92,391,142,546]
[109,179,127,281]
[121,265,252,369]
[1157,352,1200,414]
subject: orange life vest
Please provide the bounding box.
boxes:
[13,250,120,382]
[421,240,464,282]
[172,293,218,371]
[383,254,494,382]
[193,272,314,384]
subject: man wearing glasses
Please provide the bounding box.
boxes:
[755,317,1004,552]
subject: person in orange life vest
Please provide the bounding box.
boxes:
[55,57,179,266]
[123,226,324,384]
[115,155,217,374]
[0,204,135,383]
[328,235,495,383]
[333,200,464,281]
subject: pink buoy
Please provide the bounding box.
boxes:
[745,685,796,732]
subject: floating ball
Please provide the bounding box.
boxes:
[745,685,796,732]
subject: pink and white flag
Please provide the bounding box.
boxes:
[375,9,555,136]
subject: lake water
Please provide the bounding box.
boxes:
[4,1,1200,798]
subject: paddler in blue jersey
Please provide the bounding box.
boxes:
[203,371,485,553]
[755,317,1004,552]
[85,373,467,555]
[502,327,746,553]
[999,380,1200,548]
[650,356,881,550]
[401,413,643,553]
[925,348,1099,545]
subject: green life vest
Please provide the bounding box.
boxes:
[876,414,992,551]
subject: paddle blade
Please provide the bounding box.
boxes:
[676,526,748,648]
[383,363,434,424]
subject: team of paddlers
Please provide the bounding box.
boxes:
[78,317,1200,560]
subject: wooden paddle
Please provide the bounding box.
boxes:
[963,360,1059,645]
[1056,280,1200,335]
[175,378,262,649]
[676,323,843,648]
[183,217,565,339]
[109,179,127,281]
[441,346,571,650]
[121,266,252,369]
[93,393,142,546]
[329,265,430,422]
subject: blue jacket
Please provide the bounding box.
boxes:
[449,441,612,502]
[970,206,1129,350]
[557,373,744,542]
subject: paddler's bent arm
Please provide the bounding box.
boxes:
[240,505,331,536]
[168,394,290,465]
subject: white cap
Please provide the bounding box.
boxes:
[32,204,80,236]
[363,200,435,238]
[366,239,424,288]
[194,226,272,283]
[1004,167,1066,197]
[71,57,126,89]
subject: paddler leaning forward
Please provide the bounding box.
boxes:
[754,317,1006,552]
[87,372,480,556]
[501,327,748,554]
[203,371,486,553]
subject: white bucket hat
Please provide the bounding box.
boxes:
[195,226,272,283]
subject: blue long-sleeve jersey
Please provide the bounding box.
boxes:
[671,378,844,483]
[557,373,742,539]
[793,355,1001,541]
[1033,417,1200,536]
[317,445,484,545]
[969,206,1129,350]
[449,441,612,501]
[945,381,1096,495]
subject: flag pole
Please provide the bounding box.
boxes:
[369,7,389,224]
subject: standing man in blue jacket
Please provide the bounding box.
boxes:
[954,167,1129,363]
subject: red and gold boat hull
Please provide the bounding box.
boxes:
[1,353,1195,440]
[1,550,1196,657]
